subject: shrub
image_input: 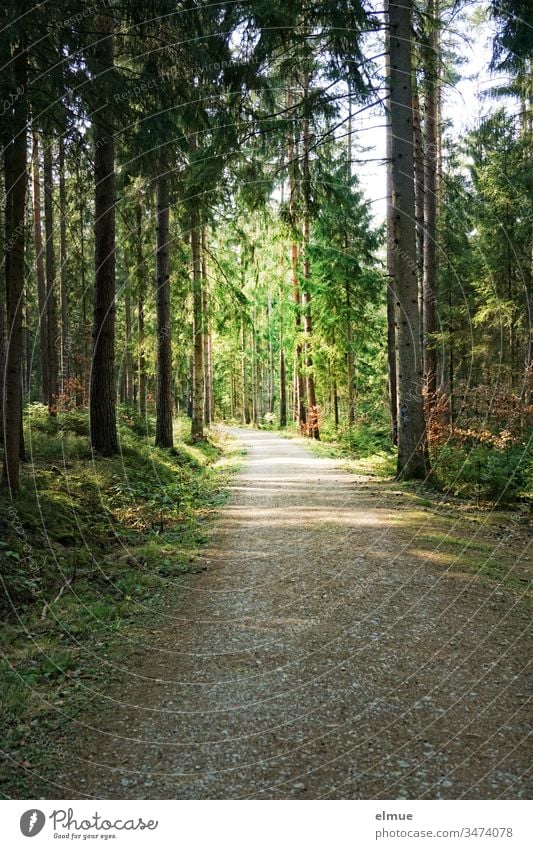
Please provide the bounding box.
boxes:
[433,439,532,502]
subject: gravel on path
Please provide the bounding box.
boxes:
[40,428,531,799]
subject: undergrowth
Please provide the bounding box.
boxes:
[0,405,239,795]
[292,411,532,503]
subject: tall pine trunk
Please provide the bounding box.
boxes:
[0,186,5,443]
[279,283,287,427]
[2,44,27,490]
[155,162,173,447]
[90,15,118,455]
[388,0,429,479]
[31,131,49,404]
[268,291,275,414]
[124,286,133,403]
[422,0,439,407]
[279,347,287,427]
[190,207,204,441]
[59,136,68,392]
[413,80,425,351]
[288,88,306,431]
[251,320,259,427]
[43,140,59,415]
[345,283,356,427]
[135,199,147,419]
[240,314,250,424]
[302,79,319,439]
[76,158,89,402]
[384,0,398,445]
[201,224,212,426]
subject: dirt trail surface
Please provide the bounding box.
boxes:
[36,429,531,799]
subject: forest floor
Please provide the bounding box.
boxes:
[3,427,532,800]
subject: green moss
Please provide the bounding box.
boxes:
[0,406,239,797]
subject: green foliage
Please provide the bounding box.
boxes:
[320,417,391,457]
[0,406,239,796]
[0,407,232,615]
[432,439,532,502]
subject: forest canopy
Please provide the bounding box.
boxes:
[0,0,531,497]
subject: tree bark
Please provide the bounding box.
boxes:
[76,158,89,402]
[292,242,306,430]
[384,0,398,445]
[31,131,49,404]
[422,0,439,406]
[59,135,68,392]
[251,320,259,427]
[288,88,306,431]
[0,186,5,443]
[240,315,250,424]
[333,376,339,429]
[345,284,356,427]
[135,199,147,419]
[267,291,275,414]
[388,0,429,479]
[2,44,27,490]
[279,347,287,427]
[201,224,213,426]
[412,80,425,350]
[43,141,59,415]
[302,79,319,439]
[190,206,204,441]
[155,161,173,447]
[124,285,133,403]
[90,15,118,455]
[279,283,287,427]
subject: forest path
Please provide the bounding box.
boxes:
[49,428,530,799]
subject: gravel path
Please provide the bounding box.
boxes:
[46,429,531,799]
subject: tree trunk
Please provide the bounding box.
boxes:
[136,199,147,419]
[31,131,49,404]
[413,80,425,351]
[388,0,429,479]
[422,0,439,407]
[2,44,27,490]
[292,242,306,430]
[201,225,212,426]
[124,285,133,403]
[190,206,204,441]
[59,136,68,392]
[43,140,59,415]
[267,291,275,414]
[90,15,118,455]
[278,282,287,427]
[155,162,173,447]
[333,375,339,430]
[279,346,287,427]
[287,88,306,431]
[384,0,398,445]
[76,158,89,402]
[187,357,193,419]
[0,189,5,443]
[293,348,298,422]
[23,284,30,396]
[241,316,250,424]
[345,285,356,427]
[347,92,352,177]
[302,75,319,439]
[251,322,259,427]
[207,323,213,421]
